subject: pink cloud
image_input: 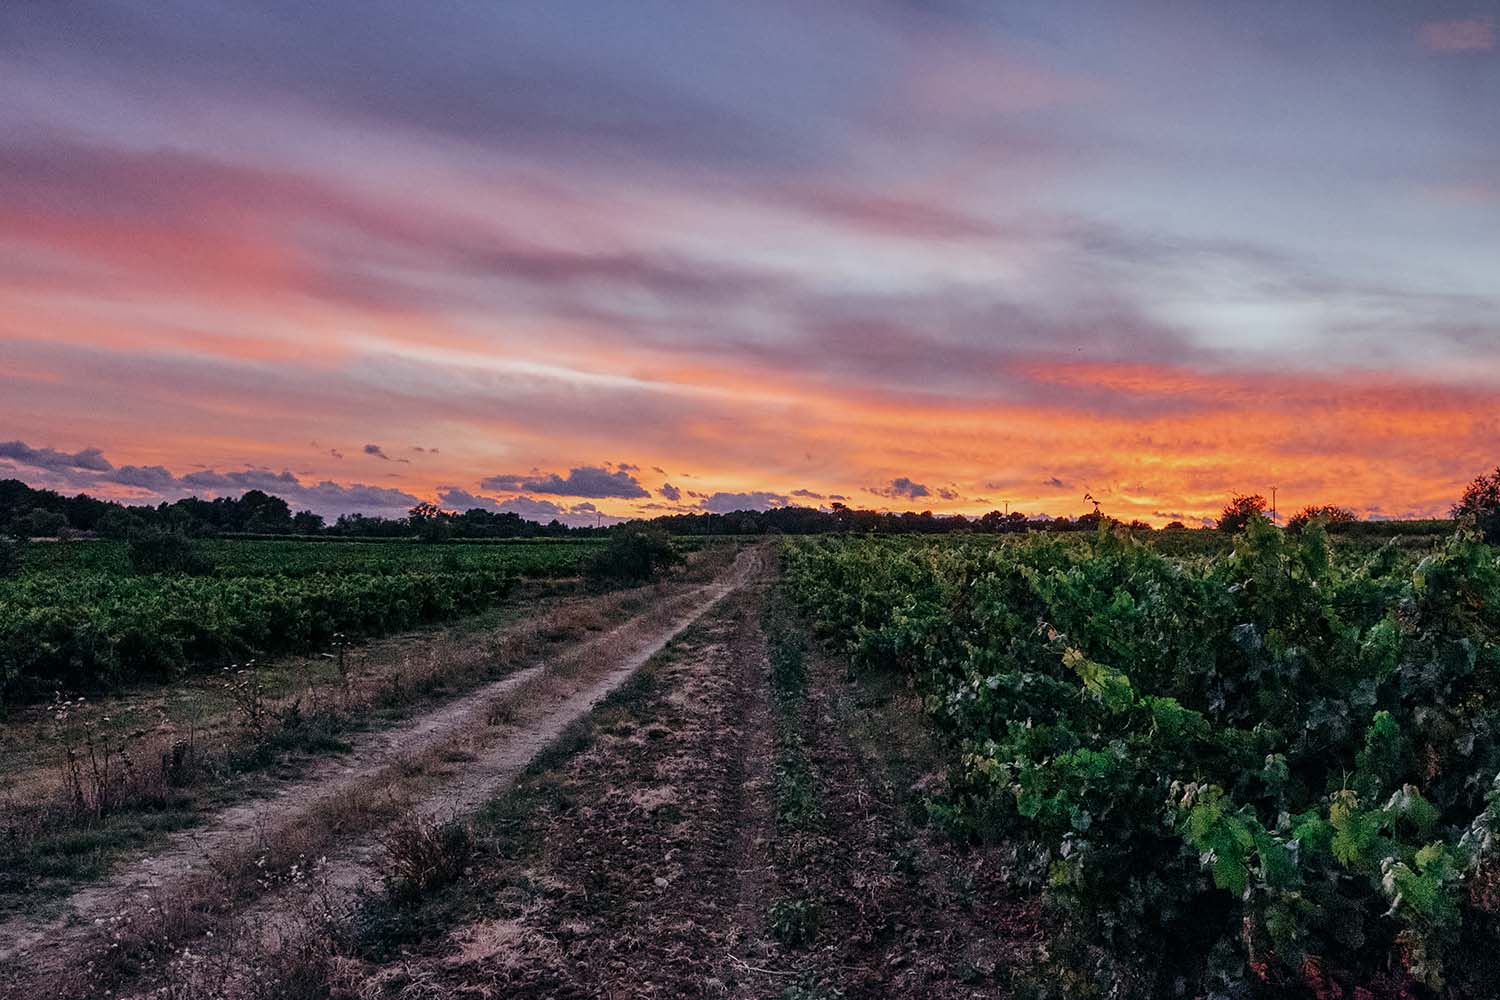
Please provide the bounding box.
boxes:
[1418,17,1495,52]
[1423,181,1500,205]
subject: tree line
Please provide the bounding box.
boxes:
[0,481,592,541]
[6,466,1499,543]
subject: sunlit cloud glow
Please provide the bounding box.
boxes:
[3,3,1499,524]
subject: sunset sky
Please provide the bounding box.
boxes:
[3,2,1499,526]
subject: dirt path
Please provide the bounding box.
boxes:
[0,548,761,995]
[243,552,762,947]
[310,568,787,998]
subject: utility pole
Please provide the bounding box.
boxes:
[1270,486,1278,526]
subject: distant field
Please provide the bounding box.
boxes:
[1146,520,1454,557]
[19,536,600,579]
[1,538,605,704]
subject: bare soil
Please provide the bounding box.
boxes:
[319,560,786,999]
[768,628,1044,998]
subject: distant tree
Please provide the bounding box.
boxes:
[62,493,109,531]
[449,507,529,539]
[1127,519,1151,531]
[0,479,36,528]
[1217,494,1267,533]
[291,510,325,535]
[1286,504,1357,534]
[23,508,68,538]
[241,489,293,534]
[408,502,452,543]
[1164,520,1187,531]
[331,512,408,537]
[1454,467,1500,543]
[95,507,141,540]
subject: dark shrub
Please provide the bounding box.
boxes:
[580,528,680,586]
[21,508,67,538]
[127,527,214,575]
[1286,503,1357,533]
[1454,466,1500,544]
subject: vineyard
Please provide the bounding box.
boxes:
[0,537,602,704]
[784,520,1500,997]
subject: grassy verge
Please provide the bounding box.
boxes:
[761,581,828,961]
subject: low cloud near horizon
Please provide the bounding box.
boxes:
[2,440,424,519]
[0,438,843,526]
[436,486,620,527]
[480,466,650,500]
[870,477,931,501]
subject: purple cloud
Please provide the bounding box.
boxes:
[1419,18,1495,52]
[481,465,649,499]
[0,440,113,472]
[436,487,616,526]
[109,464,179,490]
[437,486,505,512]
[1,441,422,519]
[699,491,788,513]
[870,477,930,500]
[363,443,408,463]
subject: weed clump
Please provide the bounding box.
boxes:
[380,816,473,904]
[768,895,823,948]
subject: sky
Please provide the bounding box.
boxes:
[2,1,1498,527]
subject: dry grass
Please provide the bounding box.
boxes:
[379,817,473,903]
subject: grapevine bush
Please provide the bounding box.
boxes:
[0,538,603,703]
[0,569,513,702]
[784,519,1500,997]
